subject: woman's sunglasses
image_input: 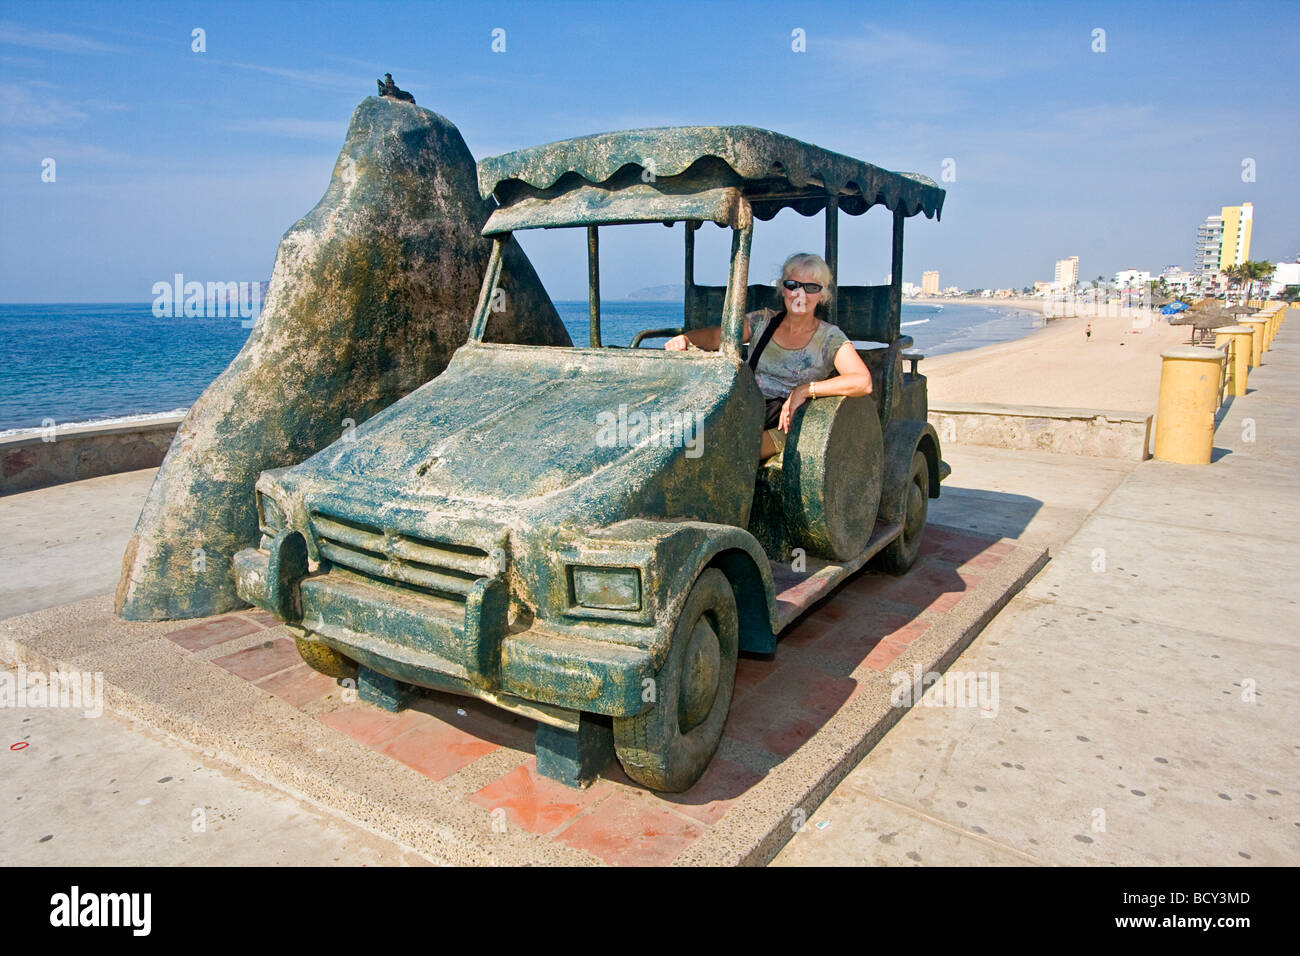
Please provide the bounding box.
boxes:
[782,279,824,294]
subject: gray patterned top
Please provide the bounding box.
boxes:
[747,309,850,399]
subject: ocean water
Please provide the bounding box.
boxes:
[553,300,1043,355]
[0,300,1041,433]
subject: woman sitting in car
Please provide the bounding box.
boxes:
[665,252,874,461]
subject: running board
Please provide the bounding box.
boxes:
[771,520,904,633]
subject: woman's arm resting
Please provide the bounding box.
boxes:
[665,324,725,351]
[666,314,755,351]
[778,343,874,431]
[807,342,874,396]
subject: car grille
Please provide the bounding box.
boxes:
[309,509,498,601]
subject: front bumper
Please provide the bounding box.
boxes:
[232,536,655,718]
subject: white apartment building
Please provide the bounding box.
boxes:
[1113,269,1152,292]
[1195,215,1224,281]
[1054,256,1079,291]
[1269,261,1300,297]
[1159,265,1197,296]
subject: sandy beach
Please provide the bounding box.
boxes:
[919,305,1190,413]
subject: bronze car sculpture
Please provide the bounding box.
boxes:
[233,126,948,792]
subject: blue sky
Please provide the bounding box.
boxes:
[2,0,1298,301]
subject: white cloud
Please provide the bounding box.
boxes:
[0,20,124,54]
[229,60,367,92]
[0,82,89,127]
[223,117,348,139]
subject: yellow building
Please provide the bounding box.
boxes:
[921,270,939,295]
[1054,256,1079,291]
[1218,203,1253,270]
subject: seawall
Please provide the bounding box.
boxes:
[1,414,182,494]
[2,400,1154,495]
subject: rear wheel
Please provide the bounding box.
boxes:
[876,451,929,575]
[613,568,738,792]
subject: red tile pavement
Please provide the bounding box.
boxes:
[654,756,766,825]
[843,563,983,614]
[732,655,776,702]
[780,614,834,646]
[212,637,303,681]
[413,693,537,752]
[254,663,338,708]
[378,720,499,781]
[239,609,280,627]
[165,615,263,651]
[470,759,610,834]
[318,704,431,748]
[814,616,933,673]
[862,636,912,672]
[725,662,858,757]
[919,526,1012,565]
[165,528,1020,864]
[555,792,706,866]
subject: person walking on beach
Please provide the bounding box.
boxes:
[1085,323,1092,343]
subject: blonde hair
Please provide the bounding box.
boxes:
[780,252,834,308]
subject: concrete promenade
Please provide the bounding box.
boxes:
[776,333,1300,865]
[2,334,1296,863]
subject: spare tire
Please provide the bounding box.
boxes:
[781,395,883,560]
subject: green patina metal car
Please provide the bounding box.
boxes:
[233,126,948,792]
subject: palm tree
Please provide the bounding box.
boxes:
[1247,260,1275,302]
[1224,263,1248,304]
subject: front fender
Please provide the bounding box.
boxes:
[880,420,943,525]
[557,519,780,665]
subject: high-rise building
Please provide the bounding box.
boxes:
[1053,256,1079,291]
[1219,203,1253,270]
[921,270,939,295]
[1195,204,1253,285]
[1195,215,1224,281]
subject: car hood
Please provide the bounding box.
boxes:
[278,343,760,526]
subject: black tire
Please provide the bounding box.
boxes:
[876,451,929,575]
[613,568,738,792]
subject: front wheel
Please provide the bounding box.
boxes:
[613,568,738,792]
[875,451,929,575]
[289,627,357,681]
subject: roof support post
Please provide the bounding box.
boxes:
[684,220,697,329]
[721,217,753,360]
[587,225,601,348]
[468,236,505,342]
[824,196,839,327]
[684,220,696,289]
[890,208,905,332]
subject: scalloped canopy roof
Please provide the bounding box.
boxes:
[477,125,945,222]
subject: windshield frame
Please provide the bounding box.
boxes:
[468,216,753,359]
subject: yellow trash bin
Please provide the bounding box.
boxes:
[1212,326,1252,397]
[1154,347,1226,465]
[1240,317,1268,367]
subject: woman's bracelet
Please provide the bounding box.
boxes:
[809,381,818,400]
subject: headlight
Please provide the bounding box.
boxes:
[258,492,287,535]
[569,566,641,611]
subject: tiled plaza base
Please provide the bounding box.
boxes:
[2,525,1046,865]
